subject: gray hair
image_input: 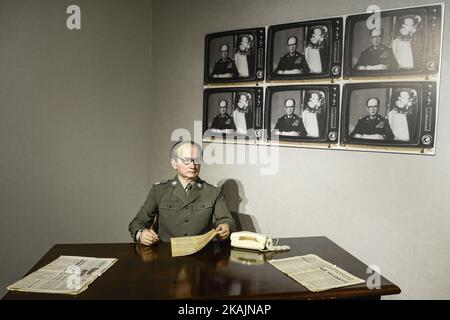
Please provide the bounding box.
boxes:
[284,98,296,107]
[366,97,380,106]
[170,141,203,160]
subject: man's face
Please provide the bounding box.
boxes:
[237,95,249,109]
[284,100,295,116]
[220,45,229,59]
[171,144,201,181]
[287,38,297,54]
[396,91,412,109]
[370,30,382,47]
[367,99,380,117]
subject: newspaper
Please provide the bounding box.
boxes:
[7,255,117,295]
[171,229,218,257]
[268,254,365,292]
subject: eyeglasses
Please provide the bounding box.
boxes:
[177,157,202,165]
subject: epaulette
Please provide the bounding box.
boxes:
[153,179,171,186]
[203,181,218,188]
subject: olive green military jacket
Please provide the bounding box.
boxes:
[128,176,235,242]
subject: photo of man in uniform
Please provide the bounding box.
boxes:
[351,97,394,140]
[273,98,307,136]
[211,44,238,78]
[354,28,398,70]
[274,36,310,75]
[209,99,236,133]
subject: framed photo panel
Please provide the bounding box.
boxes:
[204,28,265,84]
[265,85,340,144]
[344,4,443,78]
[267,17,343,81]
[340,81,437,149]
[203,87,264,142]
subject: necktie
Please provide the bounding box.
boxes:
[185,182,192,196]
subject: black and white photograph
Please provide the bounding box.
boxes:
[204,28,265,84]
[203,87,263,141]
[387,88,419,141]
[265,85,340,143]
[266,18,343,81]
[341,82,437,148]
[344,4,442,77]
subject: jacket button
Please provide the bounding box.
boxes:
[185,218,189,222]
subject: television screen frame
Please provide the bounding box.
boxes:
[264,84,340,144]
[204,28,266,84]
[343,4,443,78]
[266,17,343,81]
[202,87,264,142]
[340,81,437,149]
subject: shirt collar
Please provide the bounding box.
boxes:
[176,175,198,190]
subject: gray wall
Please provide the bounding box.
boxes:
[150,0,450,299]
[0,0,152,296]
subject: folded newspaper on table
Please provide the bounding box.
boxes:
[171,229,217,257]
[7,255,117,295]
[268,254,365,292]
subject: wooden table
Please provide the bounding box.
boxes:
[2,236,400,300]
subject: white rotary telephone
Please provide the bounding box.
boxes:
[230,231,290,252]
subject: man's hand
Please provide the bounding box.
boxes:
[139,228,160,246]
[215,223,230,241]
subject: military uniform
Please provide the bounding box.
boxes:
[351,114,394,140]
[211,58,238,77]
[128,176,235,242]
[275,51,310,74]
[274,114,307,136]
[354,45,398,70]
[210,113,236,130]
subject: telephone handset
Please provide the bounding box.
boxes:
[230,231,290,252]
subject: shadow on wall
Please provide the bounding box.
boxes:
[218,179,259,232]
